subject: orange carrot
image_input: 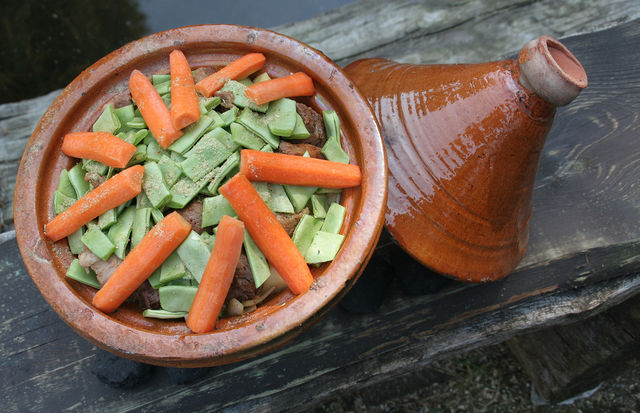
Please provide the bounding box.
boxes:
[240,149,361,188]
[129,69,183,149]
[92,212,192,313]
[61,132,137,169]
[45,165,144,242]
[245,72,314,105]
[219,174,314,295]
[195,53,266,97]
[187,215,245,333]
[169,50,200,130]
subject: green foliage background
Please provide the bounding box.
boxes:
[0,0,148,103]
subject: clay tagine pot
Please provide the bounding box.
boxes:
[14,25,387,367]
[344,36,587,282]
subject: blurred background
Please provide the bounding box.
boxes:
[0,0,353,104]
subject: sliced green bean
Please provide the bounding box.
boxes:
[54,190,75,215]
[289,113,310,139]
[237,108,279,148]
[180,128,232,181]
[160,251,187,284]
[98,208,117,230]
[157,155,182,188]
[92,104,121,134]
[168,113,214,154]
[81,226,115,261]
[230,122,264,150]
[321,203,346,234]
[176,231,210,283]
[269,184,294,214]
[219,80,269,113]
[107,205,135,259]
[68,163,89,198]
[292,214,323,256]
[142,161,171,208]
[114,104,135,124]
[57,169,76,198]
[67,227,85,255]
[66,259,101,289]
[206,151,240,194]
[131,207,151,248]
[304,231,345,264]
[266,98,296,137]
[311,194,328,219]
[244,231,270,288]
[202,195,236,228]
[158,285,198,312]
[142,309,187,319]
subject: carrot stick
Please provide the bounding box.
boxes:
[219,174,314,295]
[45,165,144,242]
[195,53,266,97]
[129,69,183,149]
[92,211,192,313]
[61,132,138,169]
[245,72,314,105]
[169,50,200,130]
[240,149,361,188]
[186,215,245,333]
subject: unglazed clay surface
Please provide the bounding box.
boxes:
[14,25,387,366]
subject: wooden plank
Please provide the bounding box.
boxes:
[275,0,640,65]
[2,230,640,411]
[508,294,640,403]
[1,3,640,411]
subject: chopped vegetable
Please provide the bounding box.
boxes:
[81,225,116,261]
[92,211,192,313]
[195,53,266,97]
[66,259,101,289]
[187,215,245,333]
[45,165,144,242]
[62,132,137,169]
[158,285,198,312]
[245,72,314,105]
[219,173,314,294]
[240,149,361,188]
[169,49,200,130]
[321,202,347,234]
[129,69,183,148]
[304,231,345,264]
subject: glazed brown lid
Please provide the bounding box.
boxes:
[14,25,387,367]
[344,36,587,282]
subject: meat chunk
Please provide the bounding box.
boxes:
[227,253,258,302]
[85,172,107,189]
[214,90,235,109]
[277,141,324,159]
[192,67,216,84]
[296,102,327,147]
[276,207,310,237]
[177,198,203,234]
[78,247,122,286]
[108,89,133,110]
[130,281,161,310]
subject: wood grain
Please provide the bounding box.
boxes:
[2,2,640,411]
[2,0,640,229]
[508,294,640,403]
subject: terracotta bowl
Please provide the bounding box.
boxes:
[14,25,387,367]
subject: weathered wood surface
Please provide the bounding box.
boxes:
[3,1,640,411]
[2,0,640,230]
[508,293,640,403]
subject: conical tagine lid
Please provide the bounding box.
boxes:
[344,36,587,282]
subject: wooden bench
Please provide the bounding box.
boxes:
[2,1,640,410]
